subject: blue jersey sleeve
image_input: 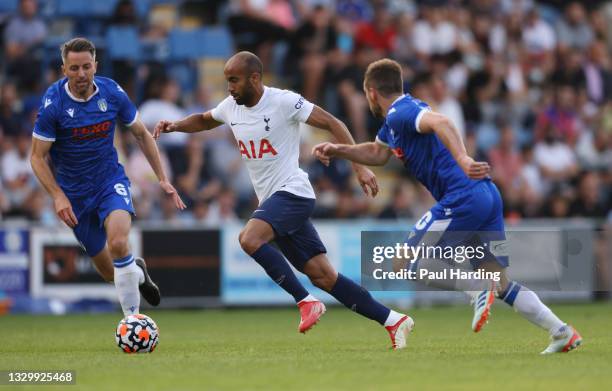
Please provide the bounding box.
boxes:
[33,92,58,141]
[112,80,138,125]
[386,98,431,138]
[375,123,390,146]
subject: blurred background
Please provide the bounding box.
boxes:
[0,0,610,315]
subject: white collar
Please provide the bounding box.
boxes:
[391,94,405,106]
[64,80,99,102]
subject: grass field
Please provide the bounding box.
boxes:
[1,303,611,390]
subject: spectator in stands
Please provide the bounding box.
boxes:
[429,73,466,139]
[533,125,579,195]
[202,186,239,225]
[354,0,395,57]
[286,4,337,103]
[378,179,419,220]
[522,8,556,78]
[227,0,292,69]
[335,44,382,142]
[0,81,23,141]
[3,0,47,92]
[139,76,187,175]
[1,131,35,216]
[569,171,609,218]
[576,127,612,171]
[489,124,523,196]
[172,135,221,207]
[535,84,583,146]
[518,145,545,216]
[583,40,612,104]
[556,2,594,52]
[412,2,457,65]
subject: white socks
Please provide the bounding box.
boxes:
[297,294,319,304]
[501,281,565,334]
[114,256,144,316]
[384,310,405,327]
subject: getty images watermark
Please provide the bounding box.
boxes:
[370,242,501,282]
[360,229,599,292]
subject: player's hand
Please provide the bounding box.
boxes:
[311,142,338,166]
[54,194,78,228]
[160,180,187,210]
[354,165,379,197]
[153,120,178,140]
[458,155,490,179]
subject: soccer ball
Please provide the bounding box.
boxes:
[115,314,159,353]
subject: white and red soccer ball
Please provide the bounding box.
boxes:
[115,314,159,353]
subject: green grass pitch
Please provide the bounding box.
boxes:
[1,303,611,390]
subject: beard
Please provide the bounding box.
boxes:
[370,102,384,119]
[234,87,254,106]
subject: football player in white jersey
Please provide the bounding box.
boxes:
[155,52,414,349]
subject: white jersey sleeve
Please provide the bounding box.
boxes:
[210,95,233,123]
[278,90,314,123]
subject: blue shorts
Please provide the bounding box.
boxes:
[70,177,135,257]
[406,180,508,268]
[251,191,326,271]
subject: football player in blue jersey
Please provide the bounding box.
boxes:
[313,58,581,354]
[30,38,186,316]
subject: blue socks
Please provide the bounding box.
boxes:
[500,280,522,306]
[330,273,390,325]
[251,244,309,302]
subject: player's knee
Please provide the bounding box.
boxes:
[239,231,265,255]
[309,274,335,291]
[107,236,129,257]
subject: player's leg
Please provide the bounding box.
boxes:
[399,199,497,331]
[278,222,414,349]
[91,246,114,282]
[104,209,145,316]
[99,178,160,313]
[477,181,581,352]
[238,217,311,303]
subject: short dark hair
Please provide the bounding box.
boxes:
[61,37,96,63]
[364,58,403,97]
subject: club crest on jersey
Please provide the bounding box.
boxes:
[97,98,108,112]
[264,116,270,131]
[238,139,277,159]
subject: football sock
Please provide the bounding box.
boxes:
[329,273,390,325]
[500,281,565,334]
[113,254,144,316]
[298,294,318,303]
[251,244,309,302]
[383,310,405,327]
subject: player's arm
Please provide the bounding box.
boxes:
[312,141,392,167]
[153,111,223,140]
[128,118,186,210]
[306,106,379,196]
[418,111,490,179]
[30,138,78,227]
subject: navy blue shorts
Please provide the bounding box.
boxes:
[70,176,135,257]
[406,180,508,269]
[251,191,326,271]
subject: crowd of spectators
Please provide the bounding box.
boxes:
[0,0,610,227]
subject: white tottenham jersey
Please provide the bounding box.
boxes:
[211,87,316,203]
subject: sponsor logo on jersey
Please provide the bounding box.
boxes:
[72,120,112,141]
[238,139,278,159]
[97,98,108,112]
[294,96,304,109]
